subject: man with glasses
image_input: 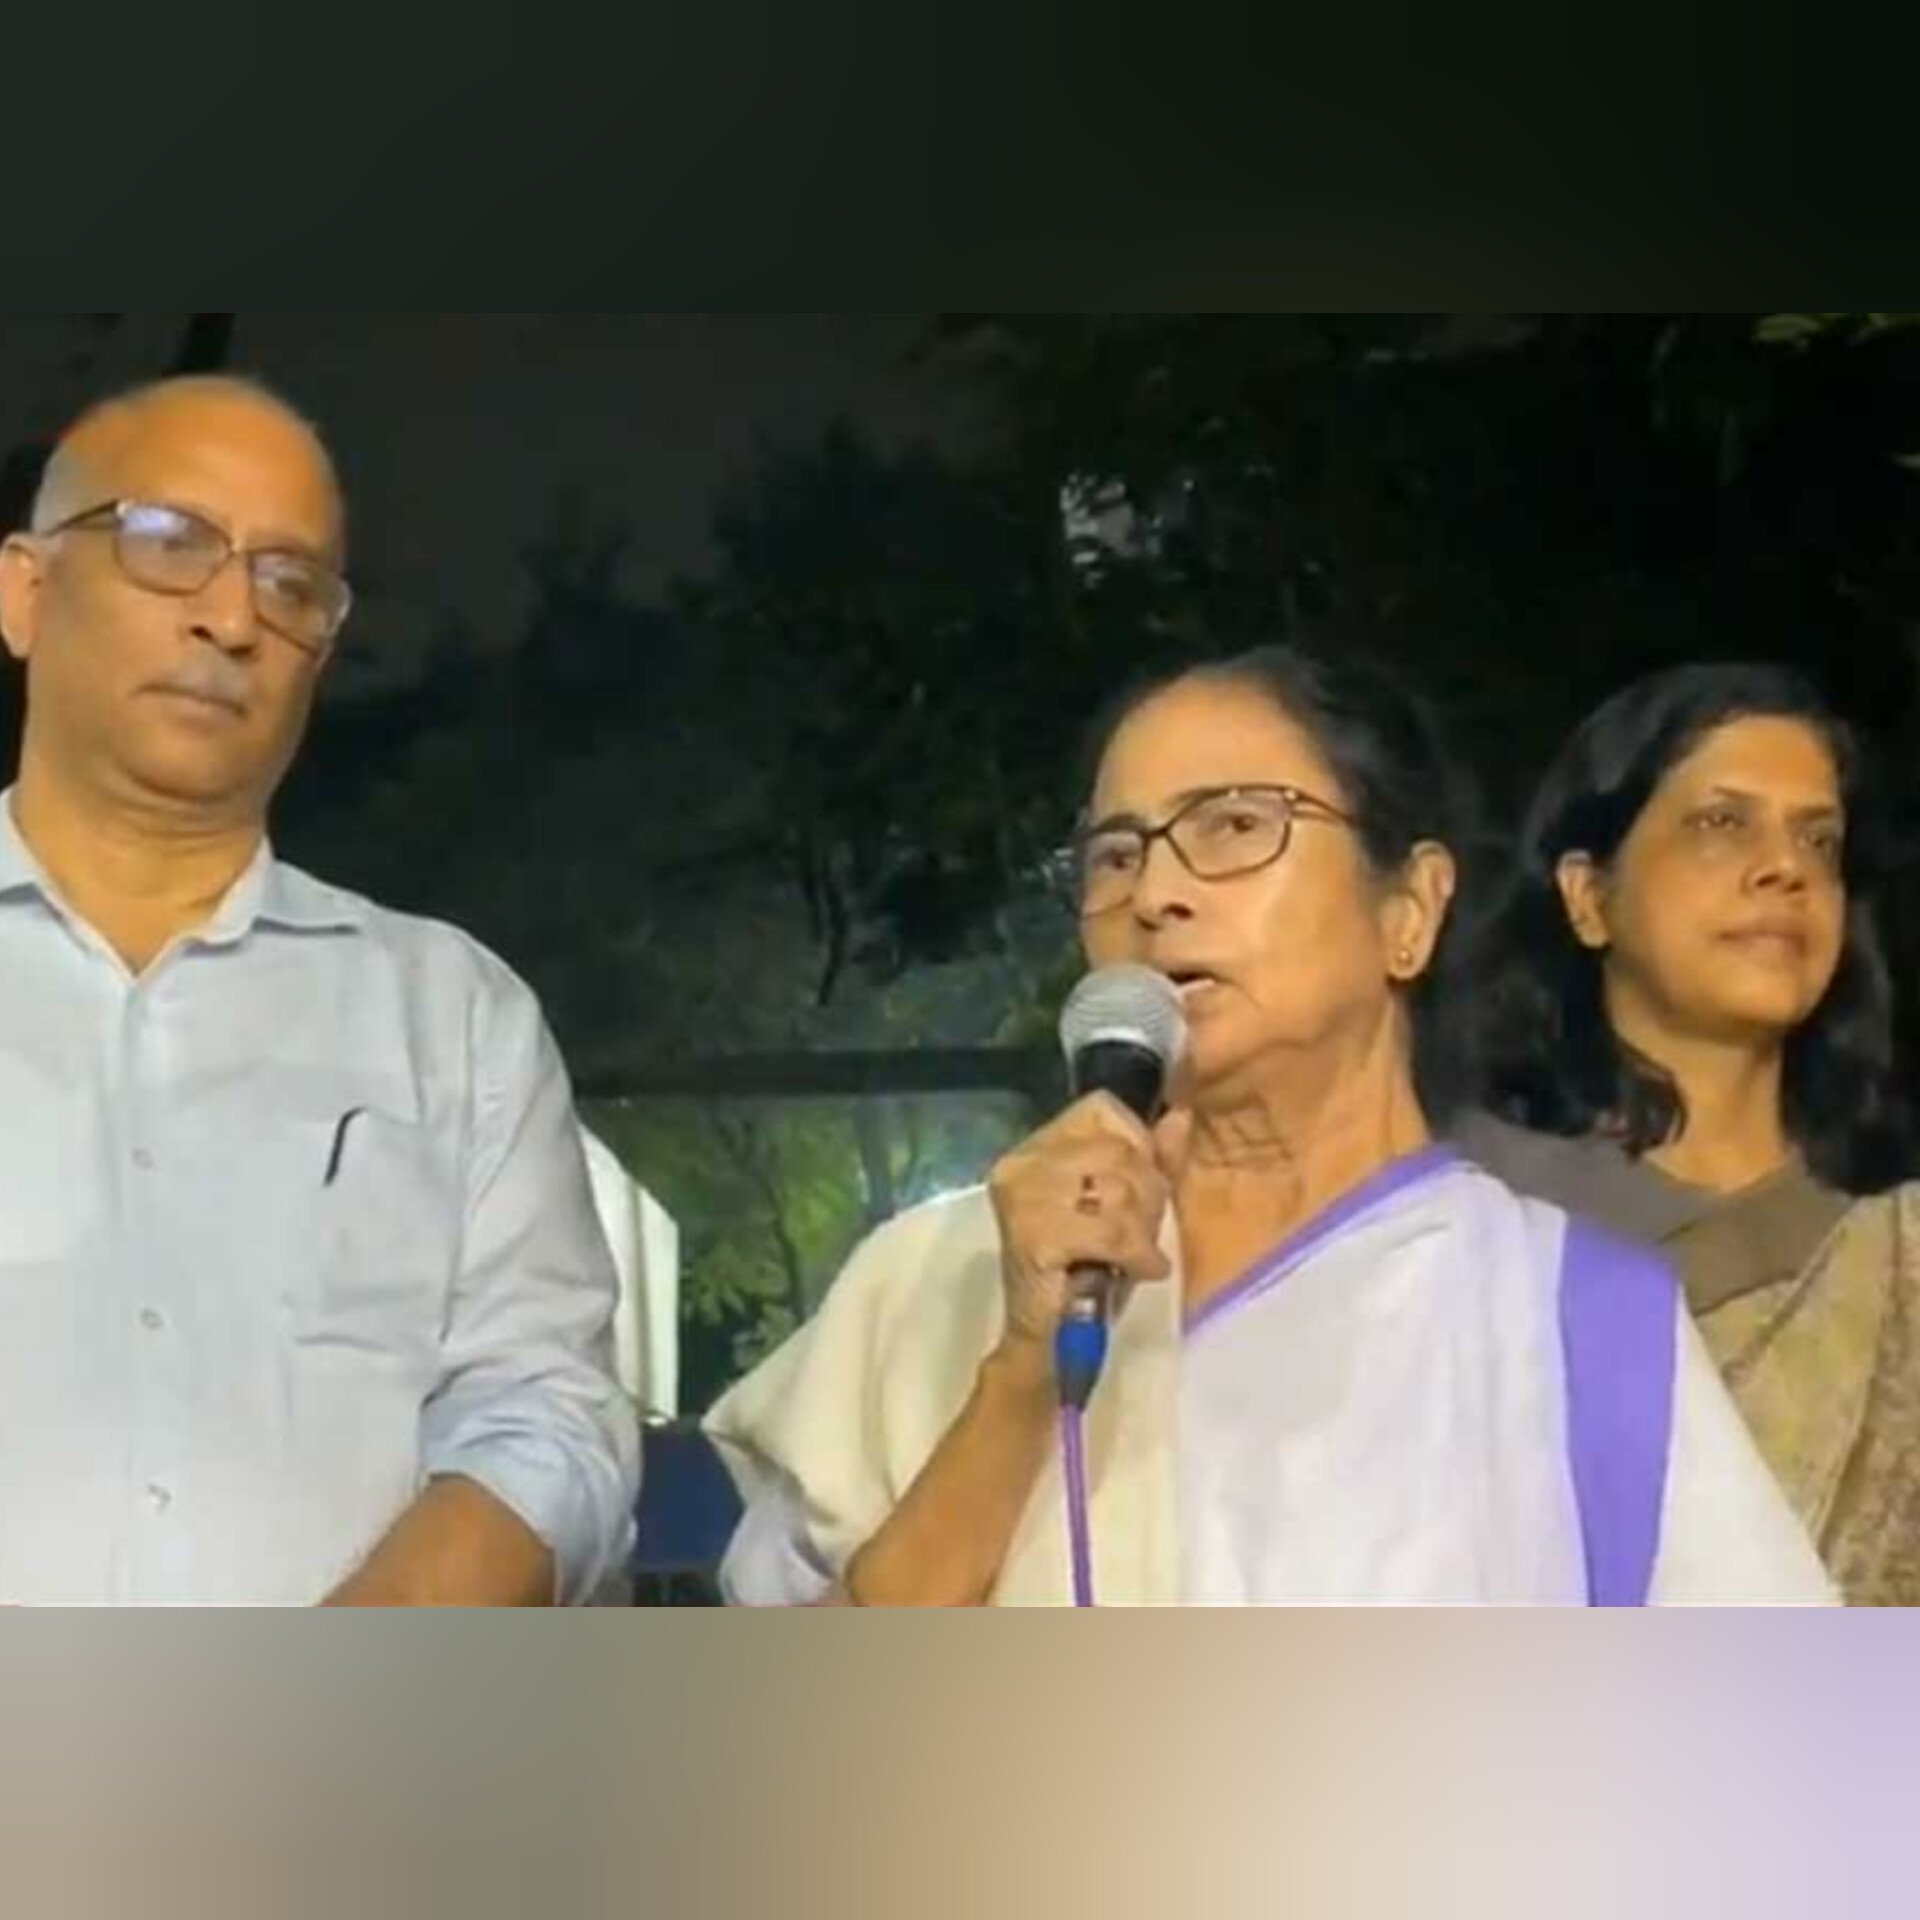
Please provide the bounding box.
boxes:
[0,374,637,1604]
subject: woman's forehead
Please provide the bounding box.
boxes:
[1655,714,1841,806]
[1091,677,1338,811]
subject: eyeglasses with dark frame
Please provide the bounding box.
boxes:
[1072,782,1358,915]
[37,498,352,656]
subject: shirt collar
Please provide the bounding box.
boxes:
[0,794,43,904]
[0,788,367,940]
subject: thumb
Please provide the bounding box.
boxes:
[1151,1105,1196,1183]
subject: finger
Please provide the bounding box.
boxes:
[1033,1214,1170,1281]
[1045,1127,1167,1188]
[1151,1106,1195,1183]
[1069,1234,1171,1284]
[1060,1090,1158,1153]
[996,1142,1159,1220]
[1067,1152,1152,1213]
[1002,1100,1163,1183]
[1039,1254,1171,1297]
[1004,1159,1163,1240]
[1125,1238,1173,1282]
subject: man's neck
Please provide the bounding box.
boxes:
[10,754,264,972]
[1612,1007,1794,1193]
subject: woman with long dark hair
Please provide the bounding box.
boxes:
[1465,661,1920,1603]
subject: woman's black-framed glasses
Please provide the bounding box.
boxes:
[39,498,352,656]
[1072,783,1357,916]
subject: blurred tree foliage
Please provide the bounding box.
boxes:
[585,1089,1032,1399]
[14,314,1920,1392]
[920,314,1920,814]
[254,313,1920,1383]
[271,445,1081,1401]
[1754,313,1920,349]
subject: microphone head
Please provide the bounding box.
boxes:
[1058,964,1187,1110]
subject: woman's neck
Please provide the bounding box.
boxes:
[1174,1038,1431,1310]
[1611,1009,1794,1193]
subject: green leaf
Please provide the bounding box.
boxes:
[1755,311,1920,350]
[1753,313,1842,348]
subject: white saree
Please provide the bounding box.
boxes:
[707,1150,1832,1606]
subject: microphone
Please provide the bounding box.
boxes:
[1053,964,1187,1409]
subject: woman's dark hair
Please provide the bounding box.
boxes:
[1078,634,1478,1122]
[1470,660,1911,1193]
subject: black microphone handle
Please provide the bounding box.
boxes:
[1057,1033,1171,1406]
[1069,1038,1167,1124]
[1063,1037,1167,1323]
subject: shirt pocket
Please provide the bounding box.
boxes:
[252,1098,457,1589]
[250,1096,461,1367]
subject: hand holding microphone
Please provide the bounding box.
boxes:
[986,1092,1171,1342]
[985,965,1188,1405]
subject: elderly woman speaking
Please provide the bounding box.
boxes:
[707,641,1832,1606]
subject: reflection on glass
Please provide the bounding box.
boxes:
[581,1090,1036,1416]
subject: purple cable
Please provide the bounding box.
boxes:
[1061,1404,1095,1607]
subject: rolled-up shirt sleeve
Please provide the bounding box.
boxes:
[420,968,639,1603]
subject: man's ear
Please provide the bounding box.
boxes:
[0,532,46,666]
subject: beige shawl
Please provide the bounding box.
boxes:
[1700,1188,1920,1605]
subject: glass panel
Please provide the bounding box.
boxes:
[580,1088,1037,1419]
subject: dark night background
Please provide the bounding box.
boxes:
[6,312,1919,1415]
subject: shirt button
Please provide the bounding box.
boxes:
[139,1307,165,1333]
[145,1483,172,1514]
[131,1148,155,1171]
